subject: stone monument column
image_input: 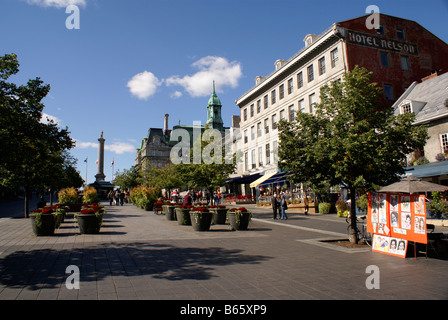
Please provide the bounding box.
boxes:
[95,131,106,182]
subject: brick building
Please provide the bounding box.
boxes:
[232,13,448,197]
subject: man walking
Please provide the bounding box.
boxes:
[272,193,279,219]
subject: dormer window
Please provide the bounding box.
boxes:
[401,103,412,114]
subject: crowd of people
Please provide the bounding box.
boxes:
[107,189,127,206]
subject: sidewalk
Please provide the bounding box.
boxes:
[0,200,447,301]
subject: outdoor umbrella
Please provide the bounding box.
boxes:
[377,175,447,194]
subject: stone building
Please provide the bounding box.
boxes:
[393,71,448,184]
[233,13,448,195]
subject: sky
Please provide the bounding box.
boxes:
[2,0,448,185]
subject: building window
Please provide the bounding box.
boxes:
[271,89,276,105]
[272,114,277,130]
[244,152,248,171]
[258,147,263,167]
[380,52,389,67]
[440,133,448,153]
[266,143,271,165]
[273,141,278,164]
[289,105,295,121]
[330,48,339,68]
[250,104,254,117]
[401,103,412,114]
[397,27,405,40]
[244,129,248,144]
[243,108,247,121]
[299,99,305,113]
[264,95,269,109]
[307,64,314,82]
[384,84,394,100]
[264,118,269,134]
[318,57,326,75]
[279,84,284,100]
[309,93,316,113]
[377,24,384,35]
[297,72,303,88]
[257,99,261,113]
[401,56,410,71]
[257,122,262,137]
[251,149,256,169]
[288,78,293,94]
[251,126,255,140]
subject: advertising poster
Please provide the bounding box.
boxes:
[368,193,427,258]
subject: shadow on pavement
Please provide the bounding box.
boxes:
[0,242,272,290]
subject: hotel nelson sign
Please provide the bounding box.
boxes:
[346,30,419,55]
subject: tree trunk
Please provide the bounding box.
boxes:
[348,186,358,244]
[24,186,30,219]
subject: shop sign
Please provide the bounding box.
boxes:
[347,30,419,55]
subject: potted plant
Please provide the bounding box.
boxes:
[209,205,228,225]
[163,203,178,220]
[189,207,213,231]
[30,206,56,236]
[75,203,105,234]
[82,186,99,204]
[58,187,82,212]
[228,207,251,230]
[175,205,193,225]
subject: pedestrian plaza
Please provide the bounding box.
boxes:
[0,199,447,303]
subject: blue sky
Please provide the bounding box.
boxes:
[2,0,448,185]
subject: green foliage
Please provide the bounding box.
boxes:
[82,187,98,204]
[58,187,79,204]
[427,191,448,219]
[278,66,428,213]
[318,202,331,214]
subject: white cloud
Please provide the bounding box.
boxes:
[105,142,136,155]
[75,139,136,155]
[24,0,87,8]
[40,113,62,126]
[165,56,242,97]
[127,71,162,100]
[170,91,183,99]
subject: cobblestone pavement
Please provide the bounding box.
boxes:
[0,200,447,305]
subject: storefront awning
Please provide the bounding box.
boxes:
[225,173,262,184]
[250,172,278,188]
[258,171,292,188]
[405,161,448,178]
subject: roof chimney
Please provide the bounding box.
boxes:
[421,70,439,82]
[164,114,169,135]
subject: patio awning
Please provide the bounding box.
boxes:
[405,161,448,178]
[258,171,291,188]
[250,172,278,188]
[225,173,262,184]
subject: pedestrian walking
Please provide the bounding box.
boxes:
[184,192,192,206]
[271,193,279,219]
[119,190,125,206]
[107,190,114,206]
[304,195,309,215]
[280,194,288,220]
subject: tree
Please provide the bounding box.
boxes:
[278,66,428,243]
[113,166,139,190]
[176,125,236,202]
[0,53,74,217]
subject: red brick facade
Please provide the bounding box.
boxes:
[338,14,448,106]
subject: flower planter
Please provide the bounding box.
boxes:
[211,208,228,225]
[63,203,83,213]
[189,211,212,231]
[31,213,56,236]
[228,211,251,230]
[76,213,103,234]
[165,205,177,221]
[54,211,64,229]
[175,208,192,225]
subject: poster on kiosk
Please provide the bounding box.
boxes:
[367,193,427,258]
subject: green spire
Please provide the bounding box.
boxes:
[208,80,222,106]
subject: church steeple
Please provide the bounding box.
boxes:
[206,81,224,131]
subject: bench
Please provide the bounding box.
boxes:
[153,203,163,215]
